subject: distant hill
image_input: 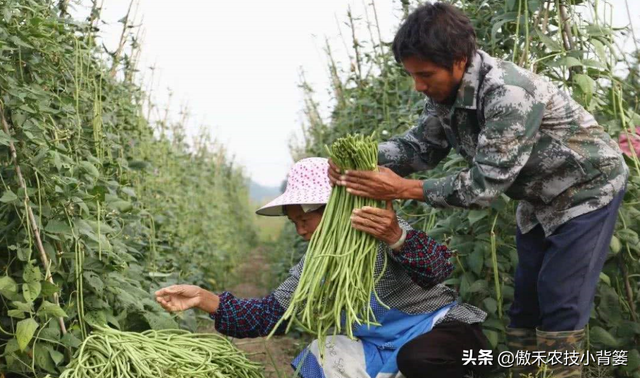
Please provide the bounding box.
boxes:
[249,180,283,205]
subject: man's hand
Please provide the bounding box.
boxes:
[336,166,424,201]
[350,201,403,247]
[155,284,220,314]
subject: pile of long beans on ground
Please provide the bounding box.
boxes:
[270,133,385,356]
[49,326,264,378]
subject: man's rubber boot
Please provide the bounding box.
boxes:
[506,327,539,378]
[536,328,585,378]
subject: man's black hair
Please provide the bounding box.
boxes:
[392,2,477,70]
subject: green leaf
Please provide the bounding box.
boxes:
[112,287,144,311]
[0,129,17,146]
[5,338,19,354]
[585,24,612,37]
[573,74,595,102]
[622,349,640,373]
[127,160,151,170]
[599,272,610,286]
[108,200,132,212]
[86,219,116,234]
[22,281,41,303]
[37,301,68,318]
[8,309,26,319]
[468,279,489,293]
[84,295,109,310]
[76,219,99,242]
[483,297,498,315]
[50,348,65,365]
[79,161,100,178]
[528,0,541,11]
[443,278,460,286]
[562,56,583,68]
[10,35,33,49]
[468,247,485,276]
[597,285,623,325]
[44,220,72,234]
[11,301,33,312]
[535,29,562,51]
[17,247,31,262]
[23,264,42,283]
[40,322,61,341]
[40,281,59,297]
[617,229,639,245]
[106,313,121,329]
[2,8,11,22]
[44,242,57,263]
[610,236,621,255]
[0,190,18,203]
[590,38,607,63]
[121,187,137,198]
[459,272,474,297]
[34,343,57,373]
[89,185,107,202]
[502,285,515,301]
[16,318,39,352]
[83,271,104,296]
[483,329,499,348]
[619,321,640,336]
[0,276,18,299]
[61,332,82,348]
[483,317,506,332]
[143,312,179,330]
[582,59,606,69]
[589,326,619,347]
[468,210,488,225]
[84,310,107,327]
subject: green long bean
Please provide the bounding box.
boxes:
[51,326,264,378]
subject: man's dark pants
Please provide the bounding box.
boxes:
[509,190,626,331]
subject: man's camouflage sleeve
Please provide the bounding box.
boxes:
[378,105,451,177]
[421,85,544,208]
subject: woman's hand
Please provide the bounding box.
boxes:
[350,201,403,247]
[155,284,220,314]
[328,159,341,186]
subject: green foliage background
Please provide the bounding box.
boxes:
[285,0,640,376]
[0,0,257,375]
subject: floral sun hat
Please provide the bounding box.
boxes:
[256,157,332,216]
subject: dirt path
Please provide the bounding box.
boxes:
[202,247,302,378]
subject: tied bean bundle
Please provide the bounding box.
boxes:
[271,134,387,356]
[52,326,264,378]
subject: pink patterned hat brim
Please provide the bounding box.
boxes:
[256,157,332,216]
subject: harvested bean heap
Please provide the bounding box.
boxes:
[53,326,264,378]
[272,133,386,355]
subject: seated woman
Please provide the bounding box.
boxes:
[155,157,491,378]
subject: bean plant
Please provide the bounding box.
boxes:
[0,0,257,376]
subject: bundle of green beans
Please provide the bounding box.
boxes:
[271,133,386,356]
[52,326,264,378]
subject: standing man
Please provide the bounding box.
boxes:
[330,3,628,377]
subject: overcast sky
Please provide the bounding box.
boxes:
[77,0,639,187]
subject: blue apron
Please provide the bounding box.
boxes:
[292,297,456,377]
